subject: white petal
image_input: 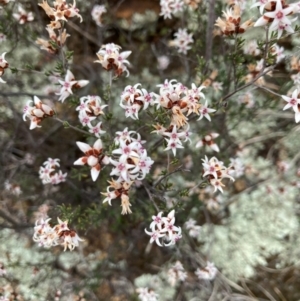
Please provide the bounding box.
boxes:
[74,157,86,165]
[210,143,220,152]
[93,139,103,151]
[87,155,98,167]
[76,80,89,88]
[76,141,92,153]
[91,166,100,181]
[254,16,268,27]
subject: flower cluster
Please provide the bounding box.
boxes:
[159,0,185,19]
[136,287,158,301]
[4,181,22,196]
[0,52,8,83]
[91,4,107,26]
[253,0,299,39]
[37,0,82,60]
[152,79,215,156]
[39,158,67,185]
[270,44,285,64]
[167,261,187,286]
[36,27,69,54]
[202,156,235,193]
[33,218,83,251]
[215,4,253,35]
[184,218,201,237]
[171,28,194,54]
[13,4,34,24]
[282,89,300,123]
[74,139,110,181]
[195,261,218,280]
[145,210,182,247]
[196,133,220,152]
[76,95,107,137]
[244,59,266,85]
[95,43,131,77]
[120,84,154,119]
[56,70,89,102]
[39,0,82,27]
[23,96,54,130]
[102,129,154,214]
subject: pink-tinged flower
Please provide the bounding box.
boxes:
[88,121,106,137]
[39,0,82,23]
[79,95,108,116]
[264,0,293,25]
[13,5,34,24]
[171,28,194,54]
[282,89,300,111]
[144,228,165,246]
[110,156,136,183]
[54,217,69,234]
[150,212,163,231]
[33,217,84,251]
[254,0,295,38]
[282,89,300,123]
[159,0,185,19]
[145,209,182,247]
[101,186,119,206]
[74,139,108,181]
[60,229,84,251]
[195,261,218,280]
[57,70,89,102]
[198,101,216,121]
[202,156,234,193]
[39,157,67,185]
[95,43,131,77]
[23,96,54,130]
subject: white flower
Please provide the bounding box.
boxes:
[145,210,182,247]
[172,28,194,54]
[195,261,218,280]
[57,70,89,103]
[167,261,187,286]
[74,139,106,181]
[13,4,34,24]
[23,96,54,130]
[95,43,131,77]
[91,4,106,26]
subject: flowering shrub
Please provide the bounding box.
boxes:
[1,0,300,300]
